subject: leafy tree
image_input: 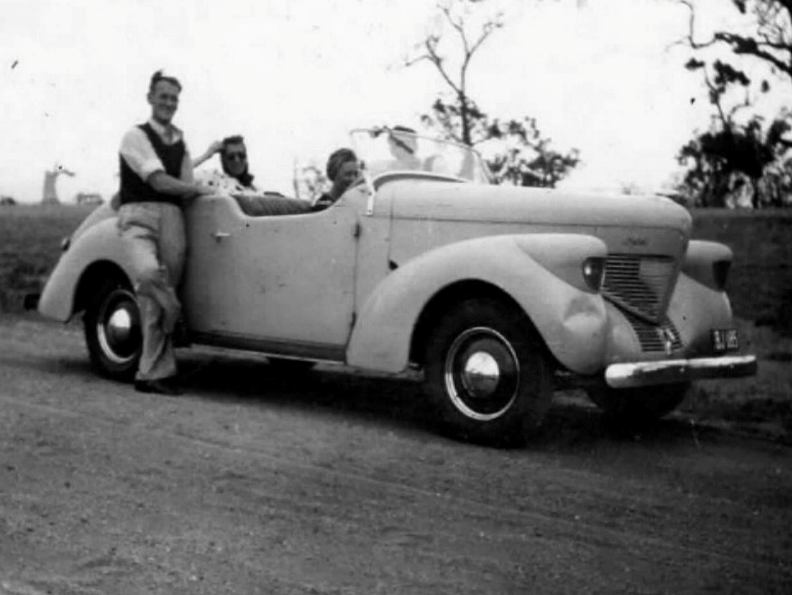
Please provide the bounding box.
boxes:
[420,97,580,187]
[676,0,792,207]
[676,112,792,207]
[682,0,792,88]
[406,0,501,147]
[407,1,579,187]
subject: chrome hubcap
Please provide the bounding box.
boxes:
[444,327,520,421]
[96,289,141,365]
[107,308,133,342]
[460,351,501,398]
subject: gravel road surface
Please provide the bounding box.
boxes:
[1,315,790,594]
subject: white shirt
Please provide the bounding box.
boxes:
[119,118,193,183]
[194,169,260,196]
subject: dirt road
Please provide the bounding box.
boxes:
[0,314,790,594]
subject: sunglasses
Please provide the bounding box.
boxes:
[225,151,247,161]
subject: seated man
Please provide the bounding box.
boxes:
[387,126,422,171]
[195,135,311,216]
[365,125,426,178]
[313,148,361,210]
[195,135,261,194]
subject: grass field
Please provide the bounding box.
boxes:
[1,202,790,440]
[691,209,792,330]
[0,204,93,312]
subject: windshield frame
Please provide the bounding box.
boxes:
[350,127,493,187]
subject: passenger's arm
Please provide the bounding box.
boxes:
[192,140,222,168]
[181,150,195,183]
[147,171,214,203]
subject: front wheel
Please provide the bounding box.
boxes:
[84,279,142,381]
[423,299,552,446]
[586,383,691,426]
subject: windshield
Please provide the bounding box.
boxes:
[351,128,491,184]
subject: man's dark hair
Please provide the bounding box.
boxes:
[221,135,245,154]
[326,148,358,181]
[219,135,253,187]
[149,70,182,93]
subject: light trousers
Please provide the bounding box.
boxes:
[117,202,186,381]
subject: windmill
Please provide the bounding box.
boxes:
[42,163,75,204]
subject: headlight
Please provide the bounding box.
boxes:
[582,257,605,292]
[60,236,71,252]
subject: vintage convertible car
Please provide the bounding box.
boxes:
[37,128,757,445]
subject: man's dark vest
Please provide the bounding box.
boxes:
[119,123,186,206]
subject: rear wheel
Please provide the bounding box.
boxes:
[587,383,691,426]
[423,298,552,446]
[84,279,141,381]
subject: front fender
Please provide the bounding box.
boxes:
[668,272,735,356]
[347,233,609,374]
[38,218,137,321]
[682,239,733,291]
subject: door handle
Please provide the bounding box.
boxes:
[213,231,230,241]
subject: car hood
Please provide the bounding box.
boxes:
[382,180,691,231]
[378,179,692,267]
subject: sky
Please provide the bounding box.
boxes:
[0,0,784,202]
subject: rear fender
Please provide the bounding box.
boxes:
[346,234,609,374]
[38,218,137,321]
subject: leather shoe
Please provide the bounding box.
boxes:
[134,378,182,396]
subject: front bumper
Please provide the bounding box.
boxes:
[605,355,757,389]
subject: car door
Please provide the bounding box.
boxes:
[182,195,358,358]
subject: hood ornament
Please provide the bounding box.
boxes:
[623,236,648,247]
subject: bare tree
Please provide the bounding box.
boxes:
[405,0,503,146]
[405,0,579,188]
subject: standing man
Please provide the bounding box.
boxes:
[118,70,213,395]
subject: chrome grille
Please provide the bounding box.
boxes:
[621,309,684,353]
[602,254,676,323]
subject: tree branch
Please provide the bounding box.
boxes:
[423,37,463,96]
[701,65,733,131]
[680,0,719,50]
[440,5,470,55]
[681,0,792,76]
[727,90,752,119]
[403,53,432,68]
[714,31,792,76]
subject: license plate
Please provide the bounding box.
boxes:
[712,328,739,352]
